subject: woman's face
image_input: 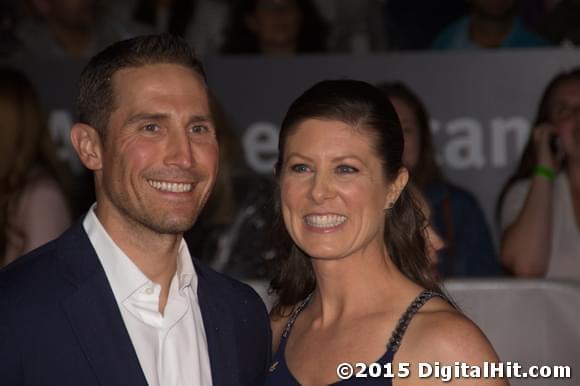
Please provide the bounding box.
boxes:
[549,78,580,162]
[279,119,407,260]
[390,97,421,170]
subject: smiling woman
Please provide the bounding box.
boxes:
[266,80,507,386]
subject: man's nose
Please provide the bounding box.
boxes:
[164,129,193,169]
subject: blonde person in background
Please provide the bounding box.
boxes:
[0,68,72,267]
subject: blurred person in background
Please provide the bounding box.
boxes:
[15,0,149,59]
[314,0,386,53]
[432,0,550,49]
[380,82,500,277]
[382,0,468,50]
[498,67,580,279]
[540,0,580,46]
[0,68,72,267]
[105,0,230,57]
[185,93,275,279]
[131,0,195,36]
[0,0,22,58]
[222,0,327,55]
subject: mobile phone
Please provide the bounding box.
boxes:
[549,134,560,155]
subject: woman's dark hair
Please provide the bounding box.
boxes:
[270,79,440,316]
[377,82,444,189]
[496,67,580,219]
[221,0,327,54]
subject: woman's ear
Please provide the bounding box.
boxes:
[384,168,409,209]
[70,123,103,171]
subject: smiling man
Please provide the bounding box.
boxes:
[0,34,271,386]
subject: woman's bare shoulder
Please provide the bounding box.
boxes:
[401,297,500,364]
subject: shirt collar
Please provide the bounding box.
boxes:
[83,204,197,303]
[177,238,196,293]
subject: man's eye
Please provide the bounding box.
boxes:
[142,123,159,133]
[290,164,310,173]
[336,165,358,174]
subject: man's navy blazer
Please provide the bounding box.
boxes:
[0,222,272,386]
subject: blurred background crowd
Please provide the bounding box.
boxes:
[2,0,580,288]
[3,0,580,59]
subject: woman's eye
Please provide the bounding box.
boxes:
[336,165,358,174]
[190,125,209,134]
[290,164,310,173]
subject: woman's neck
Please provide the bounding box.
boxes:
[308,246,411,325]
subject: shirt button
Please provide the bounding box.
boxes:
[145,287,154,295]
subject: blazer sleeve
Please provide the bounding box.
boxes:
[0,278,24,386]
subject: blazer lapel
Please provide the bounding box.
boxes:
[196,261,239,386]
[59,224,147,386]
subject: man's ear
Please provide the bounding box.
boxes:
[384,168,409,209]
[70,123,103,171]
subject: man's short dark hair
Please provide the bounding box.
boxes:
[77,34,206,141]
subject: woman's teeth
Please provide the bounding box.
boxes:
[305,214,347,228]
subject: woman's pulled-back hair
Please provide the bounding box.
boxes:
[270,79,439,316]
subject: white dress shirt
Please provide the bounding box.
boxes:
[83,206,213,386]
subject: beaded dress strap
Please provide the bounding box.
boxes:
[386,290,446,354]
[282,292,314,339]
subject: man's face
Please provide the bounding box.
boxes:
[94,63,218,236]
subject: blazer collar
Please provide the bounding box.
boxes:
[194,259,239,386]
[58,222,148,386]
[57,222,239,386]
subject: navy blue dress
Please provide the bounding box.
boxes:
[264,290,444,385]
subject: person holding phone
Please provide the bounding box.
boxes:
[498,67,580,279]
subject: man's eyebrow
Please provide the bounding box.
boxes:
[126,112,168,125]
[125,113,212,125]
[187,115,212,124]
